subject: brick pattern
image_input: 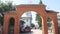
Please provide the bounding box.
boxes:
[3,4,58,34]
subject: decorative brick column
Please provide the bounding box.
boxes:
[42,16,48,34]
[52,15,58,34]
[3,15,9,34]
[14,16,20,34]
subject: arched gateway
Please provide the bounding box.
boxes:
[3,4,58,34]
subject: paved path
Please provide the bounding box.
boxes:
[21,29,53,34]
[20,29,42,34]
[31,29,42,34]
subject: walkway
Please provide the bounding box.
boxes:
[21,29,53,34]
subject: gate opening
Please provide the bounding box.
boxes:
[8,18,15,34]
[47,18,54,34]
[20,11,43,34]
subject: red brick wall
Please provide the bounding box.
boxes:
[3,4,58,34]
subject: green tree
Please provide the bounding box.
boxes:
[47,18,52,22]
[0,1,16,26]
[0,15,3,25]
[36,14,42,27]
[0,1,16,13]
[47,18,52,27]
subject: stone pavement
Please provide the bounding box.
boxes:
[20,29,42,34]
[20,29,53,34]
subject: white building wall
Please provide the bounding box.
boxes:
[21,11,32,27]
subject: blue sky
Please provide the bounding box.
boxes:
[1,0,60,14]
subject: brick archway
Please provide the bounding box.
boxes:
[3,4,58,34]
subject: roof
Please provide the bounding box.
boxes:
[46,10,59,13]
[16,4,46,7]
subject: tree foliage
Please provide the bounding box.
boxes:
[0,1,16,26]
[47,18,52,22]
[9,18,15,26]
[0,16,3,25]
[0,1,16,13]
[36,14,42,27]
[47,18,52,27]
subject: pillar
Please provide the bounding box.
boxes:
[14,16,20,34]
[42,17,48,34]
[3,16,9,34]
[53,16,58,34]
